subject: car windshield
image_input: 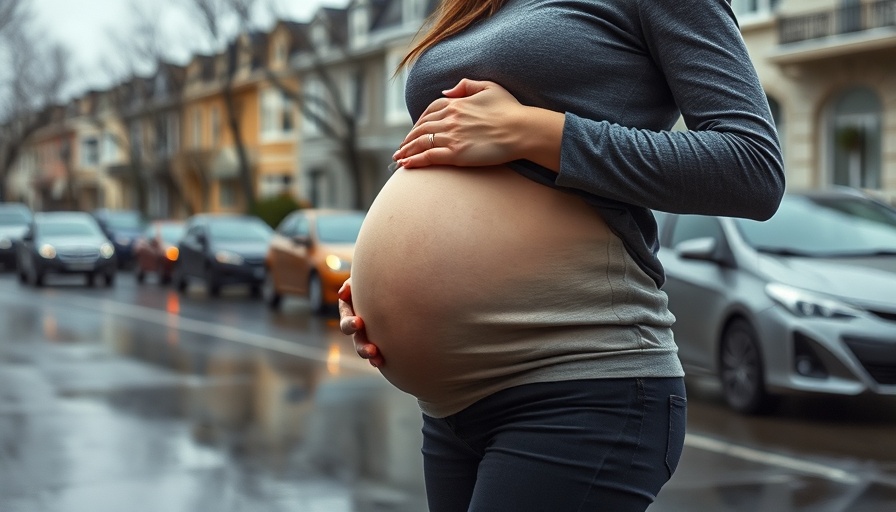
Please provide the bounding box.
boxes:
[0,211,30,226]
[316,213,365,243]
[105,211,144,231]
[208,219,272,242]
[735,195,896,257]
[159,224,186,244]
[38,220,102,237]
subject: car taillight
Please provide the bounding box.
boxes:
[165,246,179,261]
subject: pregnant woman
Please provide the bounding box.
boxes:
[340,1,784,510]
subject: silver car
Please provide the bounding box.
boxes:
[657,188,896,413]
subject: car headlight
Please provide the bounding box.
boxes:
[215,250,244,265]
[38,244,57,259]
[325,254,351,271]
[765,283,862,320]
[100,243,115,259]
[115,236,132,246]
[165,246,179,261]
[0,238,11,249]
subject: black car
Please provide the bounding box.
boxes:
[173,214,273,297]
[0,202,33,271]
[92,208,146,268]
[17,211,117,287]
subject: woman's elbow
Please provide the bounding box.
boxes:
[749,165,786,221]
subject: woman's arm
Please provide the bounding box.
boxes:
[395,0,784,221]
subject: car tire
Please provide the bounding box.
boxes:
[263,271,281,310]
[86,273,96,287]
[308,273,326,315]
[104,273,115,287]
[31,270,44,287]
[719,318,773,414]
[205,266,221,297]
[136,269,145,283]
[174,265,188,293]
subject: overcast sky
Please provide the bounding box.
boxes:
[29,0,349,96]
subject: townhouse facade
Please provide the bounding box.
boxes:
[736,0,896,202]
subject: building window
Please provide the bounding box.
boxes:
[731,0,780,19]
[261,89,295,139]
[219,178,238,208]
[350,4,369,48]
[211,106,221,146]
[767,95,784,157]
[192,109,202,148]
[828,87,882,189]
[81,137,99,166]
[385,49,410,125]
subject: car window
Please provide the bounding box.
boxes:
[159,224,185,244]
[315,213,365,243]
[276,214,299,236]
[735,195,896,256]
[104,211,144,231]
[669,215,724,248]
[0,210,31,226]
[38,220,102,237]
[295,216,310,238]
[208,218,273,242]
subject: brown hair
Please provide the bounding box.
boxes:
[399,0,507,69]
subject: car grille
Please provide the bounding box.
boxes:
[869,309,896,323]
[243,256,265,266]
[843,336,896,385]
[57,246,101,263]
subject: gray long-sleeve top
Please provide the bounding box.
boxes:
[404,0,785,286]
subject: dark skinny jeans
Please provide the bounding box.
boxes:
[421,377,687,512]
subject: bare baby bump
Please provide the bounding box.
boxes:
[350,165,611,398]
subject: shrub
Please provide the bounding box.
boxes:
[251,194,303,228]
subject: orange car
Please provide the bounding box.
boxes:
[264,209,365,314]
[134,220,186,284]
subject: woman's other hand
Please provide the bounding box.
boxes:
[338,278,385,368]
[393,78,563,171]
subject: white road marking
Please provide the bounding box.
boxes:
[686,433,860,484]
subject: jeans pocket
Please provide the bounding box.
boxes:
[665,394,687,478]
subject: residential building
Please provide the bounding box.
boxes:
[737,0,896,202]
[293,0,436,209]
[9,105,74,210]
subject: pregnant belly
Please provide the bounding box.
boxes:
[350,165,611,401]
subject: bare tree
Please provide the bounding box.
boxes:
[181,0,259,213]
[0,0,69,202]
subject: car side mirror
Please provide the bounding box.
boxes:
[292,234,311,247]
[674,237,718,262]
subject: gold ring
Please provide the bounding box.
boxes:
[429,133,436,149]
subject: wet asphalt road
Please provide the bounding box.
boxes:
[1,271,895,511]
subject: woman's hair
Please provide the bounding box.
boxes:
[399,0,506,69]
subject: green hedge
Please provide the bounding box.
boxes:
[250,194,305,228]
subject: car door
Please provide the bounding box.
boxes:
[282,213,313,294]
[660,215,737,373]
[179,223,207,278]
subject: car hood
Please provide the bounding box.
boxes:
[38,235,110,247]
[759,255,896,307]
[0,225,28,239]
[212,240,270,258]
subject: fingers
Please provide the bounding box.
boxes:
[442,78,493,98]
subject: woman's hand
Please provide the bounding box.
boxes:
[337,278,384,368]
[393,79,529,169]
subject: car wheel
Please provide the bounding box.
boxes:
[17,268,27,284]
[136,268,145,283]
[31,270,44,287]
[719,318,772,414]
[308,273,326,315]
[86,273,96,287]
[205,266,221,297]
[104,273,115,287]
[263,271,282,310]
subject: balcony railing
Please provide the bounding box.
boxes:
[779,0,896,45]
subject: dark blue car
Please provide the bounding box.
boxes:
[92,209,146,268]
